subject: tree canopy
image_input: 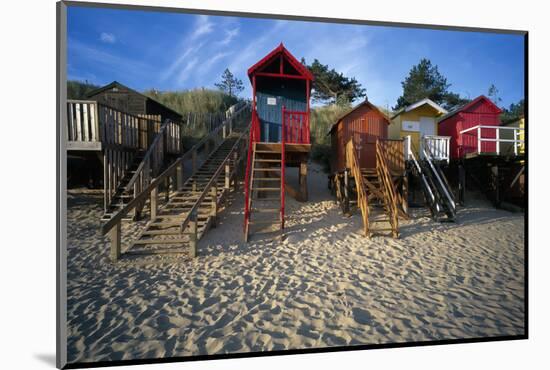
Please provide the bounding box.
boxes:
[301,58,366,106]
[501,99,525,123]
[394,58,469,111]
[214,68,244,97]
[67,80,100,100]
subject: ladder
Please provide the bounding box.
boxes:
[244,112,285,242]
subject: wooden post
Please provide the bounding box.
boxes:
[458,164,466,206]
[299,161,308,202]
[110,223,121,263]
[233,151,239,191]
[192,149,197,174]
[151,187,158,220]
[402,174,409,215]
[343,169,350,215]
[477,126,482,154]
[225,163,230,189]
[496,127,500,155]
[177,158,184,190]
[211,186,218,228]
[165,178,170,202]
[189,211,198,258]
[491,165,500,207]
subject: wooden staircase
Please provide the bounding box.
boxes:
[126,135,240,256]
[101,151,145,221]
[345,140,399,238]
[244,143,285,242]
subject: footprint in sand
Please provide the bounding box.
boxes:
[351,307,374,325]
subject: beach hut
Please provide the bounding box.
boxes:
[248,43,314,143]
[390,98,449,161]
[501,115,525,155]
[328,99,390,172]
[87,81,183,123]
[438,95,503,159]
[243,43,314,241]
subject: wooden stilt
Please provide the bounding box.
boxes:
[458,164,466,206]
[110,223,121,262]
[299,161,308,202]
[150,187,158,220]
[211,186,218,227]
[189,211,198,258]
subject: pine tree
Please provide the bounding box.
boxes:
[215,69,244,97]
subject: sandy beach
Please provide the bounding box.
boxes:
[66,164,525,364]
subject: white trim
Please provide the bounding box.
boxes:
[404,98,448,115]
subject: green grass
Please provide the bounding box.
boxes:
[309,104,352,172]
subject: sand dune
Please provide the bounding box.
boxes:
[66,164,525,364]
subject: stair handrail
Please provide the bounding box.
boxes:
[124,118,170,194]
[122,102,249,210]
[102,102,251,236]
[281,106,286,229]
[406,136,437,208]
[345,140,370,236]
[421,139,456,214]
[376,140,399,238]
[178,126,250,234]
[243,110,261,231]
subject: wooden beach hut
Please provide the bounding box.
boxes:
[243,43,314,241]
[438,95,502,159]
[501,115,525,155]
[390,98,449,161]
[328,99,390,171]
[87,81,183,123]
[327,99,407,238]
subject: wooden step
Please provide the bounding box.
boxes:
[251,197,280,201]
[133,238,189,245]
[254,159,282,163]
[251,208,279,213]
[253,168,281,172]
[253,178,281,181]
[249,220,278,225]
[251,187,280,191]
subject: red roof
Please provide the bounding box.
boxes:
[439,95,502,122]
[247,43,314,81]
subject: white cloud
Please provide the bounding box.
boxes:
[190,15,213,40]
[219,27,239,46]
[198,52,232,76]
[99,32,116,44]
[177,58,199,84]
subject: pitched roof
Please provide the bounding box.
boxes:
[247,43,315,82]
[391,98,448,119]
[438,95,502,123]
[86,81,183,118]
[327,99,390,135]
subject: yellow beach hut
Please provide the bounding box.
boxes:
[389,98,449,161]
[501,115,525,155]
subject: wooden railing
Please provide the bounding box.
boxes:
[459,125,525,156]
[66,100,101,150]
[376,140,399,238]
[282,107,309,144]
[178,129,249,257]
[346,140,370,237]
[101,110,250,261]
[421,135,450,162]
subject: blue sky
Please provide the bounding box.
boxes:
[67,6,525,109]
